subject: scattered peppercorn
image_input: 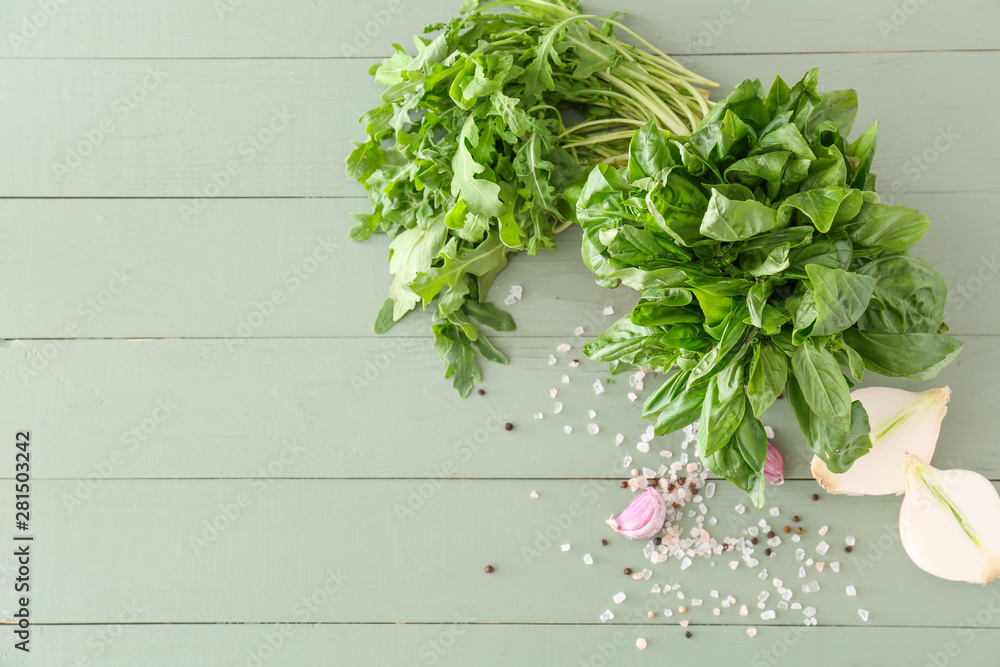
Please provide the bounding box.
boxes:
[601,539,608,546]
[796,527,804,535]
[654,537,662,546]
[678,477,687,486]
[845,546,853,553]
[477,389,485,396]
[685,631,692,639]
[667,483,676,492]
[504,422,513,431]
[573,359,580,364]
[783,526,791,534]
[620,481,628,488]
[751,537,759,545]
[689,484,697,492]
[792,515,800,523]
[484,565,494,573]
[764,548,772,556]
[623,568,632,575]
[812,494,819,501]
[777,393,785,400]
[766,531,775,539]
[672,503,681,508]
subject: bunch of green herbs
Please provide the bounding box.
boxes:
[579,69,962,507]
[346,0,716,395]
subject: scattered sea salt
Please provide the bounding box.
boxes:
[739,605,749,616]
[556,343,571,353]
[818,525,829,537]
[816,541,829,556]
[510,285,522,299]
[550,388,558,398]
[588,409,597,419]
[681,557,692,570]
[769,507,780,517]
[613,592,626,604]
[642,569,653,580]
[562,374,570,384]
[636,441,650,453]
[587,423,600,435]
[554,402,563,414]
[564,425,573,434]
[777,601,788,610]
[729,561,739,570]
[627,392,638,402]
[845,535,856,546]
[593,380,605,395]
[710,590,719,598]
[758,591,770,603]
[858,609,869,622]
[561,544,571,552]
[623,456,632,466]
[802,581,820,594]
[764,426,775,439]
[615,433,624,446]
[735,504,746,515]
[791,603,801,610]
[705,483,716,498]
[636,638,647,650]
[830,562,840,573]
[758,569,769,581]
[747,628,757,638]
[600,610,614,622]
[529,490,538,499]
[846,585,857,597]
[761,610,776,621]
[547,355,557,365]
[603,306,615,316]
[569,359,580,368]
[504,294,517,306]
[533,412,543,420]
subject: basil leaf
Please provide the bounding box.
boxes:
[806,265,877,337]
[856,255,947,333]
[698,362,746,457]
[841,330,964,381]
[747,340,788,418]
[700,188,779,242]
[791,339,852,432]
[785,376,872,474]
[703,408,766,509]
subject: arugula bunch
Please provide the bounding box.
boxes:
[579,70,962,507]
[347,0,716,395]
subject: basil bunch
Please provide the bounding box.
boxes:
[579,70,962,507]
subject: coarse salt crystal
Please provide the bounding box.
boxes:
[641,432,654,443]
[713,608,721,616]
[651,584,661,594]
[561,544,571,551]
[691,599,703,606]
[818,525,829,537]
[600,610,614,622]
[761,610,776,621]
[740,605,749,616]
[550,388,558,398]
[557,343,571,353]
[627,392,638,402]
[623,456,632,466]
[676,592,685,600]
[504,294,517,306]
[758,569,768,581]
[816,541,829,556]
[548,354,557,365]
[815,562,825,572]
[846,585,856,597]
[569,359,580,368]
[530,490,538,499]
[587,423,600,435]
[705,483,716,498]
[798,567,806,578]
[575,326,585,336]
[758,592,770,602]
[730,561,739,570]
[687,463,699,473]
[533,413,543,420]
[679,620,690,628]
[636,638,647,650]
[803,606,816,618]
[791,534,801,543]
[681,557,692,570]
[772,578,783,588]
[593,380,605,395]
[858,609,869,622]
[735,504,746,515]
[642,569,653,580]
[615,433,624,446]
[791,603,801,610]
[777,601,788,610]
[554,402,563,414]
[662,450,673,458]
[748,527,759,537]
[845,535,856,546]
[637,441,650,453]
[588,409,597,419]
[583,553,593,565]
[769,507,780,517]
[802,581,820,594]
[603,306,615,316]
[564,425,573,434]
[747,628,757,638]
[768,537,781,547]
[710,590,719,598]
[662,609,672,617]
[830,562,840,573]
[562,374,570,384]
[511,285,523,299]
[764,426,775,439]
[805,558,814,566]
[613,592,626,604]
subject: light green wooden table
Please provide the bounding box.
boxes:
[1,1,998,665]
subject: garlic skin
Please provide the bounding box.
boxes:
[607,488,667,540]
[811,386,950,495]
[900,454,1000,584]
[764,442,784,485]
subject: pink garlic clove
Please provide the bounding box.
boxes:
[765,442,785,486]
[606,488,667,540]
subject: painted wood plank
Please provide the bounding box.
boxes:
[0,478,997,627]
[0,193,995,339]
[4,624,999,667]
[2,0,996,58]
[0,335,993,481]
[0,52,992,197]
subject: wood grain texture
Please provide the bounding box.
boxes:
[0,335,994,481]
[0,194,996,339]
[2,0,997,58]
[0,52,993,197]
[1,479,998,628]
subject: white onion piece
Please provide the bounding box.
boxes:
[811,386,950,495]
[900,454,1000,584]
